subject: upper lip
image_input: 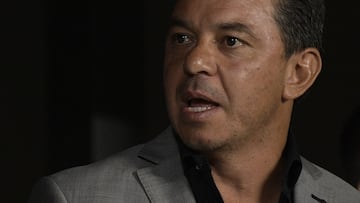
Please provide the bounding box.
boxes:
[181,90,219,106]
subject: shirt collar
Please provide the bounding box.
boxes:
[176,130,302,202]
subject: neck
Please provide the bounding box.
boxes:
[204,109,292,202]
[207,135,287,202]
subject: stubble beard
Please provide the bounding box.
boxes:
[178,124,251,154]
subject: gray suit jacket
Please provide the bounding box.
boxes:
[28,127,360,203]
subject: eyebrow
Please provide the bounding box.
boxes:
[168,17,192,31]
[216,22,257,40]
[168,17,257,40]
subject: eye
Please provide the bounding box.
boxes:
[224,36,245,47]
[173,33,192,45]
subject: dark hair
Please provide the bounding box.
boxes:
[341,106,360,188]
[273,0,326,58]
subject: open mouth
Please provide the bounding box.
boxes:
[186,98,219,113]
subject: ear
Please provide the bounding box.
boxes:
[283,48,322,100]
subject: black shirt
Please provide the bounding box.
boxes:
[176,133,302,203]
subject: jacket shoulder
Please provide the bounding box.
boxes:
[296,157,360,202]
[29,144,151,203]
[28,127,179,203]
[52,143,147,180]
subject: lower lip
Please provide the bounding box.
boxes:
[181,105,219,121]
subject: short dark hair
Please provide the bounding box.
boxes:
[273,0,326,58]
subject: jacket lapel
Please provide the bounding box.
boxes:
[135,127,196,203]
[136,157,195,203]
[294,157,333,203]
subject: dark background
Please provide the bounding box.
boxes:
[1,1,359,202]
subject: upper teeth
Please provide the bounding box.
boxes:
[187,106,212,112]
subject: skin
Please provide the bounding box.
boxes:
[163,0,322,202]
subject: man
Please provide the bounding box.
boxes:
[29,0,360,202]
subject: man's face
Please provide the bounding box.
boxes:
[163,0,291,152]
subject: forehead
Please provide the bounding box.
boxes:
[172,0,276,25]
[171,0,281,46]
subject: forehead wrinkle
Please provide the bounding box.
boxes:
[205,1,277,37]
[169,15,259,41]
[170,0,278,40]
[168,15,200,34]
[169,17,189,29]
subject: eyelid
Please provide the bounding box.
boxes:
[222,36,248,48]
[167,23,195,47]
[169,31,194,45]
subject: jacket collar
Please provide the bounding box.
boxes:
[136,126,196,202]
[135,126,335,203]
[294,157,332,203]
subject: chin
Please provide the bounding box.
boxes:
[174,121,230,150]
[180,133,228,152]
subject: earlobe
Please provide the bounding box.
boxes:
[283,48,322,100]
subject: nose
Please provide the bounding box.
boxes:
[183,42,217,76]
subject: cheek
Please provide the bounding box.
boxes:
[223,62,285,113]
[164,64,182,93]
[163,74,176,105]
[163,53,184,84]
[163,64,183,114]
